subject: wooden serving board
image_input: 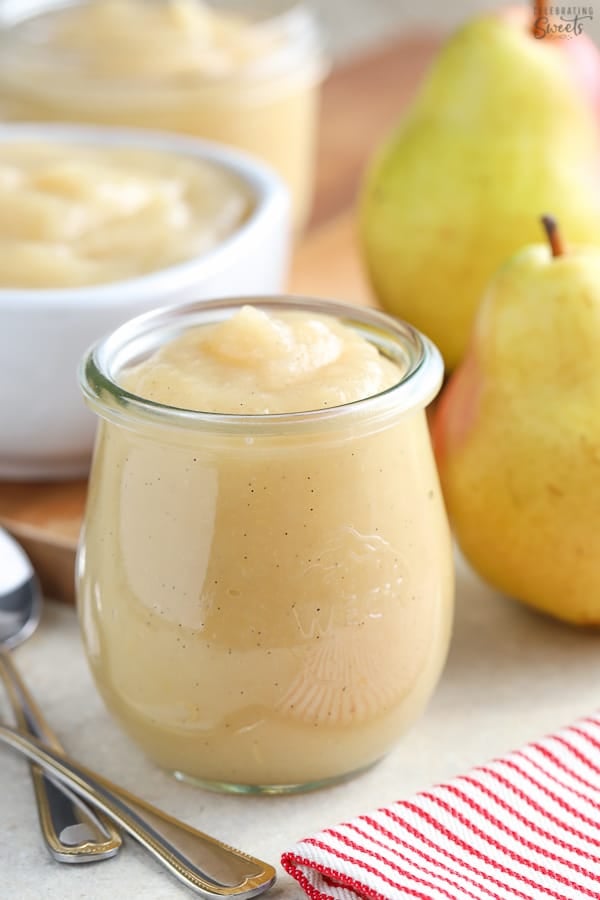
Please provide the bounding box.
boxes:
[0,33,439,603]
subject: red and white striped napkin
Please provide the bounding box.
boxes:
[281,712,600,900]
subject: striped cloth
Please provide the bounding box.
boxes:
[281,712,600,900]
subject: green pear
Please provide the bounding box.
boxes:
[433,217,600,625]
[359,7,600,369]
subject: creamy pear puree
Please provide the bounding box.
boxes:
[0,0,324,228]
[0,143,250,288]
[120,306,402,413]
[78,304,453,788]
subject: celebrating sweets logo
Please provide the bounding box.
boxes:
[533,5,594,37]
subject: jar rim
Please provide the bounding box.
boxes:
[80,296,444,435]
[0,0,328,97]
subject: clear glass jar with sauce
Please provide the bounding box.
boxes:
[0,0,326,229]
[77,297,454,793]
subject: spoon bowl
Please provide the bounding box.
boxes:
[0,528,42,650]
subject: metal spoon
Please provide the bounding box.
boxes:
[0,722,277,898]
[0,526,122,861]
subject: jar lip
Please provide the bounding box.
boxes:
[0,0,329,95]
[80,296,444,434]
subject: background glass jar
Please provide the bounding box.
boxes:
[77,297,454,793]
[0,0,326,230]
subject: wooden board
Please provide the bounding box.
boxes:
[0,32,439,603]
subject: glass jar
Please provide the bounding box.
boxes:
[0,0,326,229]
[77,297,454,793]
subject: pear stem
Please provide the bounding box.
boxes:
[532,0,542,36]
[541,215,565,257]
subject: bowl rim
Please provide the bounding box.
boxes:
[0,122,289,308]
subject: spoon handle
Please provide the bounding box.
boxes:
[0,650,122,862]
[0,722,276,898]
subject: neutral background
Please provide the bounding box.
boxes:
[311,0,600,59]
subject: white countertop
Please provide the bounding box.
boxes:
[2,554,600,899]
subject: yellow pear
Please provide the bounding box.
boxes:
[433,217,600,624]
[359,7,600,369]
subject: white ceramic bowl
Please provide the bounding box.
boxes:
[0,123,291,480]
